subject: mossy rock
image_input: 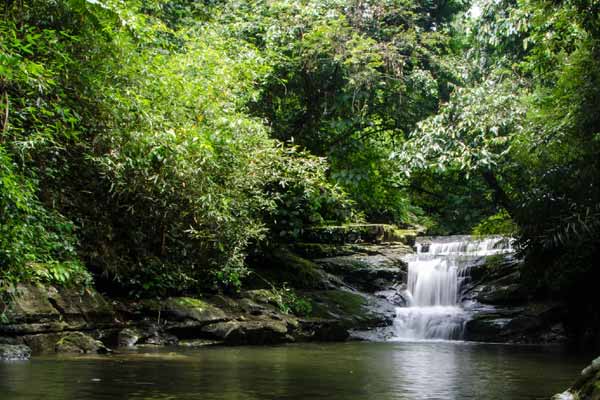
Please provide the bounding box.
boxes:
[201,320,290,345]
[248,247,329,289]
[163,297,228,323]
[1,284,116,335]
[117,328,140,347]
[302,224,416,245]
[291,243,368,259]
[55,332,109,354]
[1,285,61,325]
[309,290,367,317]
[50,286,114,322]
[0,344,31,360]
[305,289,383,328]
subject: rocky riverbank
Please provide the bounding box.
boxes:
[0,225,571,360]
[0,225,412,358]
[461,256,568,344]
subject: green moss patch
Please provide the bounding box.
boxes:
[306,290,368,320]
[248,248,327,290]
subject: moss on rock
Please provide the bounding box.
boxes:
[55,332,108,354]
[248,247,328,289]
[302,224,416,245]
[163,297,228,323]
[305,289,382,326]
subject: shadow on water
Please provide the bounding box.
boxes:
[0,342,590,400]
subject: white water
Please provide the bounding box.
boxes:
[392,236,513,341]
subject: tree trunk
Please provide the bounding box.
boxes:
[481,170,517,219]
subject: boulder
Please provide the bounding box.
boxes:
[464,302,566,343]
[21,331,109,354]
[117,328,140,347]
[0,284,117,336]
[552,356,600,400]
[48,286,115,325]
[201,320,289,345]
[247,248,332,290]
[55,332,110,354]
[1,285,61,325]
[306,289,390,329]
[314,254,406,292]
[21,333,63,354]
[0,344,31,361]
[163,297,228,323]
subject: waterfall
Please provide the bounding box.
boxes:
[392,236,513,341]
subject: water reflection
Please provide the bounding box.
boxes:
[0,342,587,400]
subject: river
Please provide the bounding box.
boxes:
[0,236,590,399]
[0,342,587,399]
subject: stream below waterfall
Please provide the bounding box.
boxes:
[0,342,588,400]
[1,236,589,400]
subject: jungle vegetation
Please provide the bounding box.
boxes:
[1,0,598,341]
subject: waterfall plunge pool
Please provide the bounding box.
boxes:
[0,342,588,400]
[0,236,588,399]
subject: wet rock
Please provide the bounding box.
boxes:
[471,272,528,305]
[462,258,526,306]
[0,344,31,361]
[117,328,140,347]
[178,339,222,347]
[247,248,332,290]
[163,297,228,323]
[374,287,408,306]
[297,319,350,342]
[21,333,63,354]
[0,284,117,336]
[315,255,406,292]
[140,330,178,346]
[552,356,600,400]
[202,319,289,345]
[55,332,110,354]
[1,285,61,326]
[464,302,566,343]
[306,289,390,328]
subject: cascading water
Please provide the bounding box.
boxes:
[392,236,513,341]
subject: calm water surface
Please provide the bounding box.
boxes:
[0,342,589,400]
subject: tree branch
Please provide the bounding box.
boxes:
[0,92,8,137]
[481,169,516,219]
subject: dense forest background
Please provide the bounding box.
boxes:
[1,0,599,343]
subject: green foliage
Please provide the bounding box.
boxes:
[398,77,526,175]
[0,147,89,290]
[472,210,517,236]
[268,284,313,316]
[483,254,506,271]
[401,0,600,343]
[1,0,353,296]
[4,0,596,349]
[223,0,467,224]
